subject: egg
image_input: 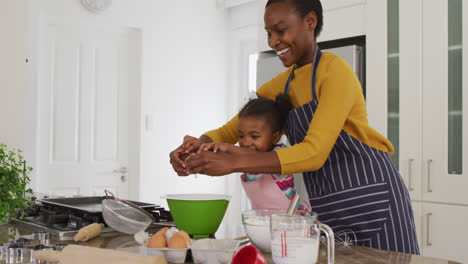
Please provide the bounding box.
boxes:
[147,234,166,248]
[134,230,150,246]
[155,227,170,238]
[165,227,178,242]
[175,230,191,245]
[168,234,187,249]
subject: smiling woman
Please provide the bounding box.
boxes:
[169,0,420,255]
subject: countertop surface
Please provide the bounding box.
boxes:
[0,223,462,264]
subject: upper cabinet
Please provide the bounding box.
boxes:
[387,0,468,205]
[421,0,468,205]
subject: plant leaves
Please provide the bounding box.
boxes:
[0,143,33,224]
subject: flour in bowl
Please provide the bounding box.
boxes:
[243,217,271,253]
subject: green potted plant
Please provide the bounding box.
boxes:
[0,143,33,224]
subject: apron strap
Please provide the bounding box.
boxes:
[311,47,322,100]
[283,46,322,97]
[283,66,295,95]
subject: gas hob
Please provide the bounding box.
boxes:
[10,196,174,241]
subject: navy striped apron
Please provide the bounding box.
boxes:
[284,48,420,254]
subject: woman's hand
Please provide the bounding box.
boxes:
[169,144,191,176]
[170,135,213,176]
[185,151,236,176]
[186,149,282,176]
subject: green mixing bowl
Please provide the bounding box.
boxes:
[162,194,231,238]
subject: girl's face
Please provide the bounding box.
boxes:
[238,116,281,152]
[264,1,317,68]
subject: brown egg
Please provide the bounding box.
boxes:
[175,230,191,245]
[147,234,166,248]
[168,234,187,249]
[155,227,170,238]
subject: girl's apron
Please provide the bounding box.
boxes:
[241,174,291,210]
[284,47,420,254]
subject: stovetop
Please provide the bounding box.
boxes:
[10,199,174,241]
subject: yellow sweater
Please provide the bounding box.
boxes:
[203,52,394,175]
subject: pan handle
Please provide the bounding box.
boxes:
[104,190,119,201]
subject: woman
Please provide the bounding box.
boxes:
[169,0,419,254]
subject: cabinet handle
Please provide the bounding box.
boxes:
[426,213,432,246]
[427,159,433,192]
[408,158,414,191]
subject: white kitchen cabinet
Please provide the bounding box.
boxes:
[421,0,468,205]
[390,0,468,204]
[383,0,468,262]
[422,203,468,264]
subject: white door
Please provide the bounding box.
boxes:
[37,22,140,199]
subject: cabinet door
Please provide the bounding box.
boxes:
[386,0,424,199]
[422,0,468,204]
[395,0,423,200]
[422,202,468,264]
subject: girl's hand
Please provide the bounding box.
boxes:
[182,135,202,154]
[197,142,232,153]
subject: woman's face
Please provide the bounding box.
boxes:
[238,116,281,152]
[264,1,317,68]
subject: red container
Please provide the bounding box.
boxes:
[231,245,266,264]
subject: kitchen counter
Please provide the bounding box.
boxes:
[0,223,461,264]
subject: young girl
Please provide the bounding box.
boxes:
[196,94,310,213]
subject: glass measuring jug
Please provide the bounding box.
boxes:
[271,213,334,264]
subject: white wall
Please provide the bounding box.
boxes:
[20,0,229,205]
[0,0,28,149]
[138,0,230,207]
[222,0,259,239]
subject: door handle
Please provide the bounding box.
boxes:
[113,167,128,183]
[113,166,128,173]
